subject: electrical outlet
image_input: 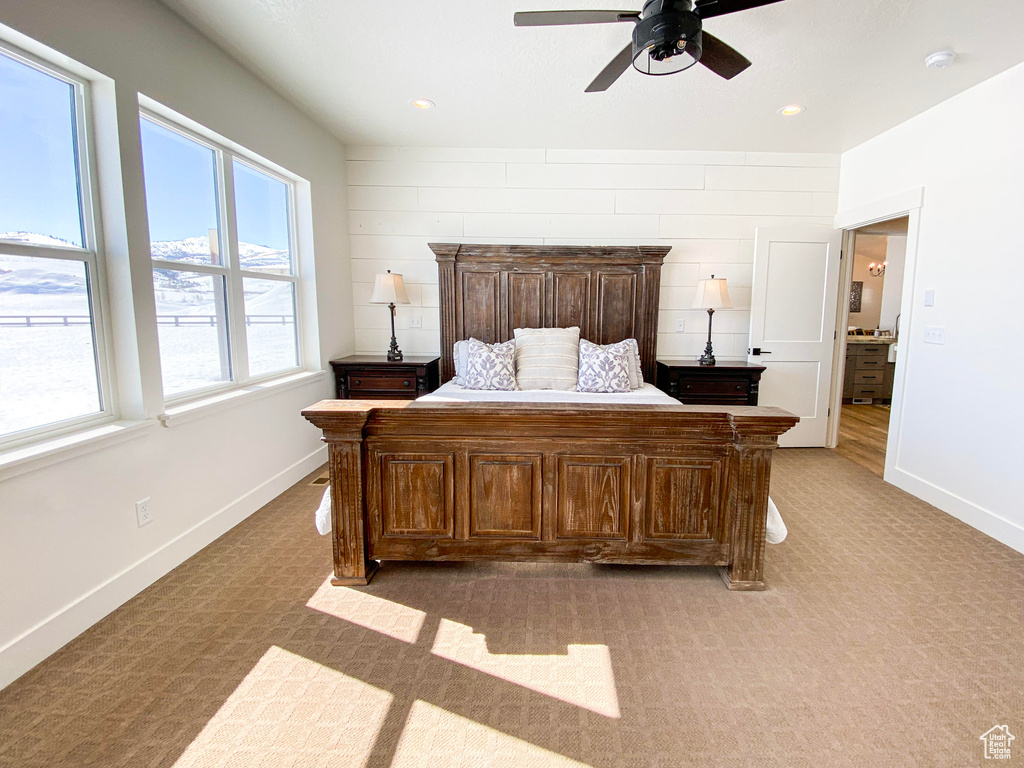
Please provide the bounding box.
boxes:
[675,318,685,332]
[924,326,945,345]
[408,315,423,329]
[136,497,153,527]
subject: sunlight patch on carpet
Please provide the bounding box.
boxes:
[391,699,595,768]
[306,578,427,643]
[430,618,620,718]
[171,645,392,767]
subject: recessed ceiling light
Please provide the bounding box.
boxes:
[778,104,804,117]
[409,98,435,110]
[925,50,956,70]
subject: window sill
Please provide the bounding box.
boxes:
[0,419,156,483]
[158,370,326,428]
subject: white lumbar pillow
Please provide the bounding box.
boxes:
[513,326,581,390]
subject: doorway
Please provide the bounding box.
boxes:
[831,217,909,476]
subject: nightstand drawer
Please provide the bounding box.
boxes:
[330,355,440,400]
[678,379,751,398]
[348,372,415,394]
[656,361,765,406]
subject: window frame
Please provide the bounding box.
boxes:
[0,40,118,449]
[139,109,303,405]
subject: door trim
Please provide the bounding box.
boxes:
[832,187,924,483]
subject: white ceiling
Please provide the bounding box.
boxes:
[158,0,1024,152]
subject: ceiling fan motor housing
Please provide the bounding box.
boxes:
[633,0,703,74]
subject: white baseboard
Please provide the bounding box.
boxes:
[0,445,327,691]
[888,466,1024,556]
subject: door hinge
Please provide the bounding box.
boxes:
[834,330,837,340]
[828,407,831,417]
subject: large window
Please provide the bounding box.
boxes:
[139,113,299,400]
[0,45,111,442]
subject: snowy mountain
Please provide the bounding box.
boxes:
[0,231,81,249]
[149,235,290,272]
[1,232,290,304]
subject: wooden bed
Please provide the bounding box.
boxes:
[303,244,797,590]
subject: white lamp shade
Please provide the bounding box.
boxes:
[369,271,410,305]
[692,277,732,309]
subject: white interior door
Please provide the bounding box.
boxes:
[748,226,843,447]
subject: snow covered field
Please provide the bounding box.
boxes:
[1,233,298,437]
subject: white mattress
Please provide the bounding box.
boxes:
[419,381,678,405]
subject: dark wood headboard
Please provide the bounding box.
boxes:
[428,243,669,384]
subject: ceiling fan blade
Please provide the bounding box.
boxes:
[694,0,784,20]
[585,42,635,92]
[514,10,640,26]
[699,32,752,79]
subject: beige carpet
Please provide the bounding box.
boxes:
[1,449,1022,767]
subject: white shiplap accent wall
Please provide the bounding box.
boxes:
[347,147,839,361]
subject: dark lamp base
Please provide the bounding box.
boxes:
[386,302,403,361]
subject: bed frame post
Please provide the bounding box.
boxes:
[327,440,377,586]
[721,430,778,591]
[305,405,378,586]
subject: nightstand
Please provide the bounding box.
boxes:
[330,355,440,400]
[656,360,766,406]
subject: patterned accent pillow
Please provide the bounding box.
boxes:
[590,338,643,389]
[577,339,632,393]
[513,326,580,390]
[462,338,517,391]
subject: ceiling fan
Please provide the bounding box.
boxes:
[514,0,785,92]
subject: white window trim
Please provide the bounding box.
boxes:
[0,40,120,450]
[158,369,325,428]
[138,107,307,406]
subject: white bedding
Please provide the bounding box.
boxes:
[419,380,678,405]
[315,382,788,544]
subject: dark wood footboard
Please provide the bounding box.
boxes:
[302,400,797,590]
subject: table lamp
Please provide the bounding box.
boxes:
[369,270,411,361]
[693,274,731,366]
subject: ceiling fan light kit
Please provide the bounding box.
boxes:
[632,1,703,76]
[514,0,785,92]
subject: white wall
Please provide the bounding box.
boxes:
[879,235,907,331]
[838,61,1024,554]
[0,0,353,689]
[849,234,888,330]
[346,147,839,361]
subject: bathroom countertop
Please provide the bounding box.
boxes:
[847,336,897,344]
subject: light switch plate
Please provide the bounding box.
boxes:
[924,289,935,307]
[675,319,685,332]
[924,326,945,345]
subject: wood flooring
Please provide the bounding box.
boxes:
[834,403,890,476]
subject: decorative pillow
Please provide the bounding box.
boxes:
[462,338,517,391]
[513,326,580,390]
[453,340,470,386]
[577,339,632,393]
[587,338,642,389]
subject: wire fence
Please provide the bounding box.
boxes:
[0,314,295,328]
